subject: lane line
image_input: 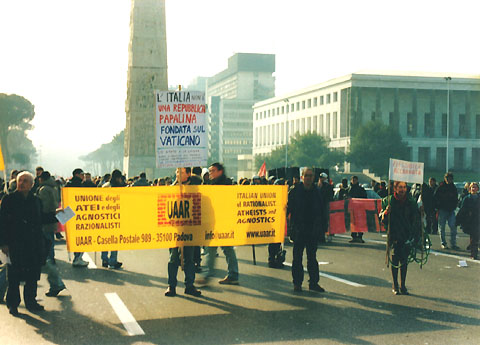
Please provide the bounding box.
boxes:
[283,262,366,287]
[105,293,145,336]
[83,253,97,269]
[335,234,480,264]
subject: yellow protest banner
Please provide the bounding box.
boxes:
[0,144,5,171]
[62,185,287,252]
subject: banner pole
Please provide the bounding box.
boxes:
[386,179,391,267]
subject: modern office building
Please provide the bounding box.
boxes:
[206,53,275,178]
[253,72,480,173]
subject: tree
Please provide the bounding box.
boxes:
[80,130,124,175]
[348,121,409,178]
[255,132,345,170]
[0,94,36,168]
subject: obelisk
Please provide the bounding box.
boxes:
[124,0,168,178]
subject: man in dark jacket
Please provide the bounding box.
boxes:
[348,176,367,243]
[288,167,327,292]
[318,172,333,243]
[132,172,149,186]
[434,172,459,249]
[197,163,239,285]
[65,168,89,267]
[0,172,46,315]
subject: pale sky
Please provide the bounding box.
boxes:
[0,0,479,175]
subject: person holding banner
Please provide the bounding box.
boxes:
[288,167,327,293]
[165,167,202,297]
[197,163,239,286]
[380,181,421,295]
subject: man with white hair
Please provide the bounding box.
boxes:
[0,171,46,315]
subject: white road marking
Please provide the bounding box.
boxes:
[283,262,366,287]
[83,253,97,269]
[335,234,479,264]
[105,293,145,336]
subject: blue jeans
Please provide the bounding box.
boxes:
[168,247,195,288]
[438,209,457,246]
[203,246,239,280]
[101,251,118,266]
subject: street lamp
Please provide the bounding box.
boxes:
[444,76,451,172]
[283,99,289,169]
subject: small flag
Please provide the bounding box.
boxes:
[0,144,5,171]
[258,161,266,177]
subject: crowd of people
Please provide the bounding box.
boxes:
[0,163,478,316]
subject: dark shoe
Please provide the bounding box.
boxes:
[392,288,401,295]
[218,276,239,285]
[348,239,356,243]
[309,284,325,292]
[184,286,201,297]
[400,287,409,295]
[451,245,460,250]
[466,244,471,250]
[293,285,302,292]
[8,306,19,316]
[102,260,108,268]
[194,264,202,273]
[268,261,276,268]
[55,232,64,240]
[46,285,66,297]
[164,286,176,297]
[26,302,44,312]
[109,262,123,269]
[359,239,365,243]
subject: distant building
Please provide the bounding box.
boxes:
[253,72,480,173]
[206,53,275,178]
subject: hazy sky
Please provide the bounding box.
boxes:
[0,0,479,175]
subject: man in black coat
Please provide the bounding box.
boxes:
[434,172,459,249]
[0,171,46,315]
[288,167,327,292]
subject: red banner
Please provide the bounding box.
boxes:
[328,198,385,234]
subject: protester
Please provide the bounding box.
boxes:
[165,167,202,297]
[82,172,97,187]
[434,172,459,250]
[37,171,67,297]
[65,168,89,267]
[288,167,327,293]
[0,171,46,315]
[377,181,388,198]
[133,172,149,186]
[456,182,480,260]
[318,172,333,243]
[7,169,19,194]
[348,175,367,243]
[32,166,44,194]
[197,163,239,285]
[380,181,421,295]
[101,169,124,269]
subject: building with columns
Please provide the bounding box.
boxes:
[253,72,480,173]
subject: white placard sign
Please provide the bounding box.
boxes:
[388,158,424,184]
[155,91,207,168]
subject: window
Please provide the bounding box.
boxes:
[454,148,466,170]
[333,92,338,102]
[319,114,324,134]
[326,94,331,104]
[281,106,284,114]
[459,114,467,137]
[313,97,317,107]
[301,118,305,134]
[290,104,294,112]
[473,148,480,172]
[313,116,318,132]
[296,102,300,111]
[389,112,394,126]
[371,111,376,121]
[418,147,431,167]
[307,99,312,108]
[307,117,312,132]
[255,128,258,147]
[407,112,416,137]
[268,110,271,117]
[281,123,284,144]
[333,112,338,138]
[256,112,258,120]
[477,115,480,139]
[320,96,324,105]
[424,113,433,137]
[296,119,300,134]
[302,101,305,110]
[436,147,446,170]
[326,113,331,137]
[442,113,447,136]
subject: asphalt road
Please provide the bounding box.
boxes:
[1,231,479,345]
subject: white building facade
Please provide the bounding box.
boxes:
[253,72,480,173]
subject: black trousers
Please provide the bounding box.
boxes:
[292,233,319,286]
[425,211,437,234]
[6,265,38,308]
[268,243,281,263]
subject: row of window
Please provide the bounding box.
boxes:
[254,112,338,147]
[404,113,480,138]
[415,147,480,171]
[255,91,339,120]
